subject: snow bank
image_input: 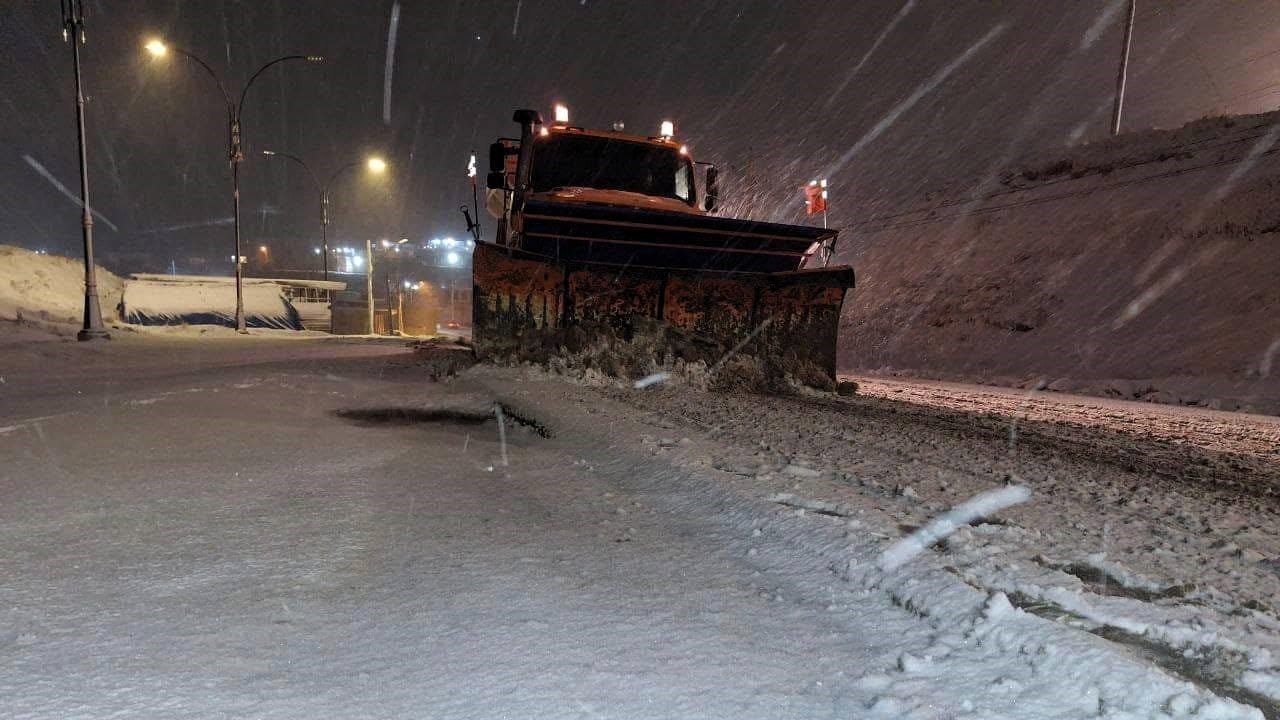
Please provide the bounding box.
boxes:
[487,316,837,394]
[0,245,124,329]
[600,373,1280,715]
[509,371,1270,719]
[122,278,302,329]
[0,246,306,333]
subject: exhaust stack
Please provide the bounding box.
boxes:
[511,109,541,215]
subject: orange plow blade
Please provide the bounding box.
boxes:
[472,243,854,389]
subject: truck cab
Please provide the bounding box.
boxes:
[520,125,708,215]
[486,109,719,243]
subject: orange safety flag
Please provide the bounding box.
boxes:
[804,183,827,215]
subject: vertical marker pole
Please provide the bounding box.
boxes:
[821,179,831,265]
[821,179,829,230]
[495,405,509,467]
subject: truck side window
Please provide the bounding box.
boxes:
[675,164,691,203]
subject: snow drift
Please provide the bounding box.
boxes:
[0,247,305,332]
[0,245,124,330]
[838,110,1280,415]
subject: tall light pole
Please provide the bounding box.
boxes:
[261,151,387,280]
[61,0,108,341]
[146,39,322,332]
[1111,0,1137,136]
[364,238,375,334]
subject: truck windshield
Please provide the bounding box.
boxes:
[530,134,694,204]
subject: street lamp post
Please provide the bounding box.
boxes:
[146,40,321,332]
[260,152,387,281]
[62,0,108,341]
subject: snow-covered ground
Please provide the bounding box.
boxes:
[2,333,1277,717]
[605,370,1280,717]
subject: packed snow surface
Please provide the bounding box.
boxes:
[1,332,1277,717]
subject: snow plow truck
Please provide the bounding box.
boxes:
[471,107,854,388]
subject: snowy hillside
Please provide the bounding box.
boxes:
[838,110,1280,415]
[0,245,124,330]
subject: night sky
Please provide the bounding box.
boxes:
[2,1,1279,271]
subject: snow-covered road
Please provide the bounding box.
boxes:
[1,335,1275,718]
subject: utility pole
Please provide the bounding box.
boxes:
[320,189,330,280]
[364,238,375,334]
[62,0,108,341]
[384,273,394,335]
[1111,0,1137,137]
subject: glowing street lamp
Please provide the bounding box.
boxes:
[261,150,389,281]
[146,37,322,331]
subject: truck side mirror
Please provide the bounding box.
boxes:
[489,142,506,173]
[486,171,506,190]
[704,166,719,212]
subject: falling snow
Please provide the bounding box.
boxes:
[4,1,1280,716]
